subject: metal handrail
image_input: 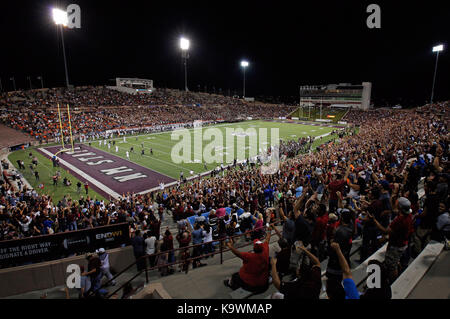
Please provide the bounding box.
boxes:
[101,219,281,298]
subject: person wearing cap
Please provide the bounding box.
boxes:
[97,248,116,286]
[223,227,271,292]
[368,196,414,283]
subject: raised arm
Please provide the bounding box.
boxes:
[278,206,288,222]
[297,244,320,268]
[330,242,351,279]
[265,225,272,243]
[270,257,281,291]
[226,239,242,259]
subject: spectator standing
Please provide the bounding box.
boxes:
[97,248,116,286]
[131,230,146,271]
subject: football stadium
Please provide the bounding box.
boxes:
[0,1,449,308]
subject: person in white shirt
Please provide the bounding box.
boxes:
[202,224,214,257]
[126,151,130,159]
[97,248,116,286]
[115,146,119,153]
[17,216,32,235]
[144,232,157,267]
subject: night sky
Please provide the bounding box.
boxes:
[1,0,449,107]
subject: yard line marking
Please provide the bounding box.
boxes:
[39,148,121,199]
[91,143,193,176]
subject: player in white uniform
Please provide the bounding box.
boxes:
[126,151,130,159]
[115,146,119,153]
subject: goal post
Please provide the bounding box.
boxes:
[55,103,74,156]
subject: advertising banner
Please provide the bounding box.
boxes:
[0,223,129,268]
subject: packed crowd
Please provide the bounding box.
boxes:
[1,99,449,299]
[1,87,296,142]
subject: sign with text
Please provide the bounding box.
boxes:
[0,223,129,268]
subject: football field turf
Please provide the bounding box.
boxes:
[86,120,337,179]
[8,120,342,201]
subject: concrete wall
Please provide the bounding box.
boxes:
[0,246,134,298]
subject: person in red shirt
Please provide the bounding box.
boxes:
[311,203,329,260]
[224,227,271,292]
[176,226,192,273]
[368,197,413,283]
[327,166,351,213]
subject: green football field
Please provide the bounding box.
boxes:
[8,149,108,203]
[86,120,338,179]
[8,120,341,202]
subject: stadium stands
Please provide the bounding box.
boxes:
[0,86,448,299]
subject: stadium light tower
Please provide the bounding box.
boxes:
[180,37,190,91]
[430,44,444,104]
[240,60,249,98]
[52,8,70,88]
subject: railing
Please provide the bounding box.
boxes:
[95,220,281,299]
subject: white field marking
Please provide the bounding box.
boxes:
[119,140,202,172]
[99,143,191,177]
[144,131,211,159]
[137,160,239,196]
[97,122,241,143]
[141,128,263,160]
[82,143,178,181]
[290,135,297,137]
[22,152,80,195]
[39,148,121,199]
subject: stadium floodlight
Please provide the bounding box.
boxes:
[52,8,68,26]
[430,44,444,103]
[240,60,249,98]
[180,37,190,51]
[180,37,190,91]
[52,8,70,88]
[432,44,444,52]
